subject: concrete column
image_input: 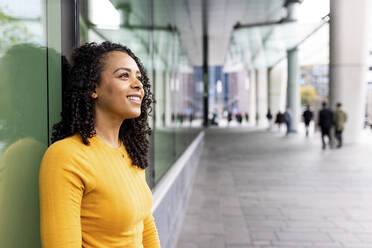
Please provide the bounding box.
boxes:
[286,1,301,21]
[269,60,288,116]
[248,69,256,126]
[256,68,268,127]
[287,48,301,132]
[284,0,302,132]
[329,0,370,142]
[236,70,249,115]
[155,70,164,128]
[165,71,172,126]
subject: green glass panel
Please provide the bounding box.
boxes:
[0,1,47,247]
[0,0,62,247]
[47,0,62,142]
[153,0,175,183]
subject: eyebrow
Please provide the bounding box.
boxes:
[113,67,141,75]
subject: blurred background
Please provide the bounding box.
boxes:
[0,0,371,247]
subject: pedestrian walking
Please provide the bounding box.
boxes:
[318,101,333,149]
[227,111,232,126]
[275,111,284,131]
[245,112,249,123]
[266,109,273,122]
[333,102,347,148]
[303,105,313,137]
[266,109,273,128]
[236,113,243,124]
[284,108,292,135]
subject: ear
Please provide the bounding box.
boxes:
[91,91,98,99]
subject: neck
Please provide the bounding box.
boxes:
[94,108,123,148]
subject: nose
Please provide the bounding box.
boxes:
[132,77,143,90]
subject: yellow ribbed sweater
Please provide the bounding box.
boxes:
[39,134,160,248]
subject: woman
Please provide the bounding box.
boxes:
[39,42,160,247]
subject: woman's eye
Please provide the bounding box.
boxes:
[137,77,142,81]
[119,73,129,79]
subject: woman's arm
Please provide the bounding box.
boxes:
[39,144,84,248]
[142,213,161,248]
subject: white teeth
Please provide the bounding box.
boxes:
[127,96,140,101]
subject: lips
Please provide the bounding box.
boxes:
[127,93,142,104]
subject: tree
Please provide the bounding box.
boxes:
[0,6,35,56]
[300,85,318,106]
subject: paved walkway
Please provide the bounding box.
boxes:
[176,128,372,248]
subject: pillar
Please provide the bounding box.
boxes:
[248,69,256,126]
[155,70,164,128]
[256,68,268,127]
[165,70,172,126]
[287,48,301,132]
[202,0,209,127]
[329,0,370,142]
[285,0,302,132]
[285,0,301,21]
[269,60,288,116]
[236,70,249,117]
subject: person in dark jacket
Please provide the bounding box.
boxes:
[266,109,273,129]
[275,111,284,131]
[245,112,249,123]
[284,108,292,135]
[227,111,232,126]
[318,101,333,149]
[236,113,243,124]
[266,109,273,122]
[303,105,313,137]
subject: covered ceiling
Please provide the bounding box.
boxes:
[163,0,286,66]
[107,0,286,66]
[224,0,330,71]
[93,0,329,68]
[204,0,286,66]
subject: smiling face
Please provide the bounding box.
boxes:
[93,51,144,120]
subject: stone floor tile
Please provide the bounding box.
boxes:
[176,129,372,248]
[250,231,277,241]
[276,231,332,242]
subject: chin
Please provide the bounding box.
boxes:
[125,111,142,119]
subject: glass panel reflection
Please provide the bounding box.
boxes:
[153,0,202,183]
[80,0,202,186]
[0,0,48,247]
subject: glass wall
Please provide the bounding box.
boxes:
[79,0,202,186]
[0,1,201,245]
[0,0,62,247]
[153,1,202,183]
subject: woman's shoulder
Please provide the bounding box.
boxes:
[40,134,97,189]
[41,134,98,176]
[43,134,88,161]
[48,134,84,150]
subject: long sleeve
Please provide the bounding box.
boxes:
[39,144,91,248]
[39,135,159,247]
[142,213,161,248]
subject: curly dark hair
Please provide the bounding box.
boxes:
[52,41,154,169]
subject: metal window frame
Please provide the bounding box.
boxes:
[61,0,80,62]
